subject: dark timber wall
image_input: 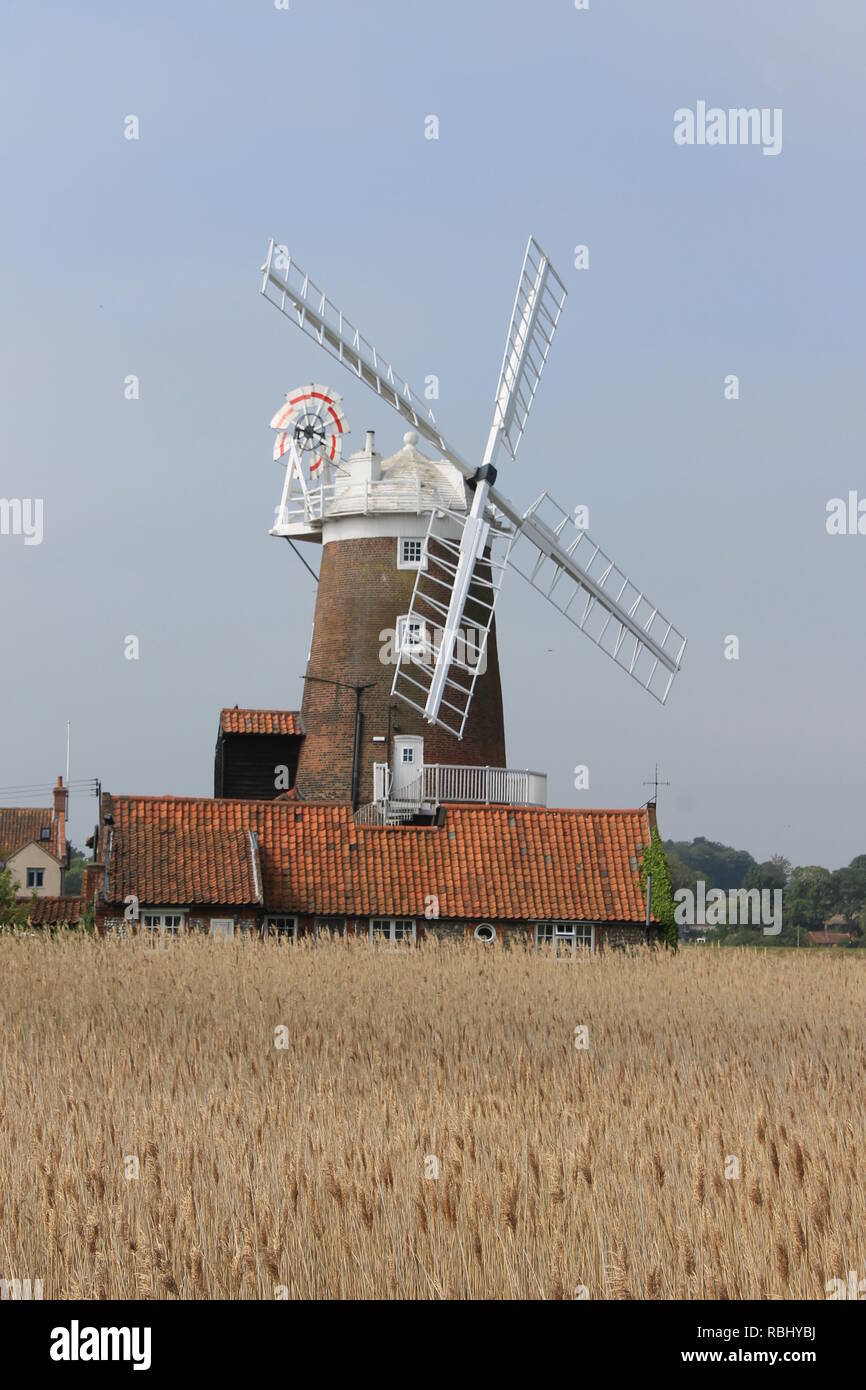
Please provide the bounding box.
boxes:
[214,733,302,800]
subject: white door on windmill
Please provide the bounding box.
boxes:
[392,736,423,801]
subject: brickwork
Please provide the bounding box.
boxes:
[294,535,507,803]
[600,924,651,950]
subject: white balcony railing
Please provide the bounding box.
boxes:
[272,477,463,532]
[371,763,547,810]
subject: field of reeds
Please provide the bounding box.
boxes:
[0,932,863,1299]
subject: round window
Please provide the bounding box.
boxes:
[474,923,496,944]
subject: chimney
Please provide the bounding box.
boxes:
[53,775,68,861]
[345,430,381,484]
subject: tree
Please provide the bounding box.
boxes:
[744,855,790,892]
[663,836,757,892]
[831,855,866,926]
[0,862,31,928]
[786,866,835,932]
[64,842,89,895]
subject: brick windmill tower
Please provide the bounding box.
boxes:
[267,388,507,810]
[260,240,686,821]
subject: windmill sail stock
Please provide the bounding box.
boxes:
[259,236,686,735]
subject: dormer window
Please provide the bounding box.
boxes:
[397,537,425,570]
[40,827,51,841]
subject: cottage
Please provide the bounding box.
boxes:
[84,792,660,954]
[0,777,69,897]
[806,929,854,947]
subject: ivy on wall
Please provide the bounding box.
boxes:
[640,825,678,950]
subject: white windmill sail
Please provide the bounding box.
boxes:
[417,238,567,727]
[491,237,568,461]
[508,494,687,704]
[259,236,686,736]
[260,242,474,473]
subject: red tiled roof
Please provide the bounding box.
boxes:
[0,808,60,861]
[219,709,303,736]
[105,813,263,906]
[17,896,83,926]
[806,930,853,946]
[102,796,652,923]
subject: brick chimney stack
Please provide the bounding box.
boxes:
[52,776,68,860]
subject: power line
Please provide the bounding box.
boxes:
[0,778,99,800]
[0,779,96,793]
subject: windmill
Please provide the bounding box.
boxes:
[260,237,686,747]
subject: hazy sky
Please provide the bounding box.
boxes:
[2,1,864,867]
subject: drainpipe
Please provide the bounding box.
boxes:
[351,686,364,811]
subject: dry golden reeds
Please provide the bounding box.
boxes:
[0,932,863,1299]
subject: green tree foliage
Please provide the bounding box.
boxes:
[663,836,757,893]
[786,866,835,933]
[0,864,31,928]
[743,855,791,892]
[64,843,88,895]
[662,838,866,948]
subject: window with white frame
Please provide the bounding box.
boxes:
[370,917,416,944]
[209,918,235,940]
[397,537,426,570]
[265,915,298,942]
[142,911,185,937]
[474,923,496,943]
[26,868,45,889]
[534,922,595,958]
[396,614,426,658]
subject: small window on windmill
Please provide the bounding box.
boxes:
[398,537,425,570]
[396,614,426,658]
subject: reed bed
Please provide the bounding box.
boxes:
[0,932,863,1299]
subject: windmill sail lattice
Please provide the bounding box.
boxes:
[391,508,515,740]
[508,494,686,704]
[491,238,568,462]
[259,236,686,735]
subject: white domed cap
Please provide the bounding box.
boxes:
[379,433,466,511]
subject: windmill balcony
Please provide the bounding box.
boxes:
[355,762,548,826]
[271,477,457,536]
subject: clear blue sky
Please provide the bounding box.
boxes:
[2,0,864,867]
